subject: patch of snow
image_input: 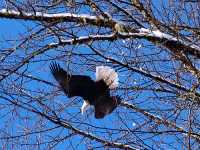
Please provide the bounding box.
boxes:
[132,122,136,127]
[137,44,142,49]
[139,28,149,33]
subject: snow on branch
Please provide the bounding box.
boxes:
[0,9,199,59]
[127,28,200,59]
[138,28,200,49]
[0,9,115,28]
[59,33,116,45]
[110,22,200,59]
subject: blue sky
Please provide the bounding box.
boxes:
[0,18,126,149]
[0,20,165,150]
[0,2,198,149]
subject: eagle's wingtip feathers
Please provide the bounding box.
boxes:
[50,62,59,73]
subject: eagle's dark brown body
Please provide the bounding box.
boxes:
[50,62,120,119]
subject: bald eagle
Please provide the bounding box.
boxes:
[50,62,121,119]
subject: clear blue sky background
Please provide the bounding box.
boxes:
[0,19,127,149]
[0,1,192,148]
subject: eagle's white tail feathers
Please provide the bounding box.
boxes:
[96,66,118,89]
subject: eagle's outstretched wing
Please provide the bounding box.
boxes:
[50,62,120,119]
[50,62,97,102]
